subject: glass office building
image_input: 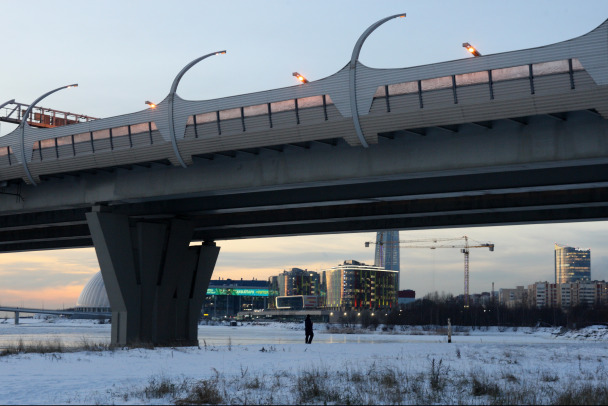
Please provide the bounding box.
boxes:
[374,230,400,289]
[555,244,591,284]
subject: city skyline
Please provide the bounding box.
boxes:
[3,223,608,309]
[2,1,608,309]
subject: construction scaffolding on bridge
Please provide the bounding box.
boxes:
[0,101,97,129]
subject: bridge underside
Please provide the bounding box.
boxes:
[2,163,607,253]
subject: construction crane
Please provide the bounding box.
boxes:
[365,236,494,308]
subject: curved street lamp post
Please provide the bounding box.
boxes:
[168,51,226,168]
[349,13,406,148]
[19,84,78,185]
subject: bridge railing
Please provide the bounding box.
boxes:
[0,58,586,170]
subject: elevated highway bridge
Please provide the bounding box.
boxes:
[1,16,608,345]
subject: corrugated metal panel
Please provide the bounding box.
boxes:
[360,84,608,140]
[3,77,606,183]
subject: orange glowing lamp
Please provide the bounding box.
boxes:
[292,72,309,84]
[145,100,157,109]
[462,42,482,57]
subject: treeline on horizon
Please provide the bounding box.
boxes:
[339,292,608,329]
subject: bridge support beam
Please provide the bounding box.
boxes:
[86,211,219,347]
[14,311,19,325]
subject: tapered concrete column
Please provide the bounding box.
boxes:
[86,211,220,346]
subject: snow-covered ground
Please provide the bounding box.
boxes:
[1,319,607,405]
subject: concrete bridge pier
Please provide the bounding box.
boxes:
[14,311,19,325]
[86,211,219,347]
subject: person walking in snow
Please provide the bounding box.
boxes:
[305,314,314,344]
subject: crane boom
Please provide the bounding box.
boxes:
[383,244,493,249]
[365,235,494,307]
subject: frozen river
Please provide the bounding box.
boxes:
[0,319,435,347]
[0,318,599,348]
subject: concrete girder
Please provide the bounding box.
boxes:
[192,203,608,241]
[85,212,219,346]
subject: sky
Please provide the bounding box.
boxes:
[1,0,608,309]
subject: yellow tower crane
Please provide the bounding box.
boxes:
[365,236,494,308]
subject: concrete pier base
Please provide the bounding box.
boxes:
[86,211,219,346]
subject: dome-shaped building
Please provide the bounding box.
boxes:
[76,271,110,313]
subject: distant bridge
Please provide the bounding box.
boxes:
[1,15,608,345]
[0,306,110,324]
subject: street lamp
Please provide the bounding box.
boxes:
[145,101,157,109]
[292,72,309,83]
[168,50,226,168]
[350,13,406,148]
[462,42,482,57]
[20,84,78,185]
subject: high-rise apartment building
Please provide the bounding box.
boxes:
[528,282,559,308]
[270,268,322,297]
[498,286,528,308]
[526,281,608,308]
[374,230,400,288]
[324,260,398,309]
[554,244,591,284]
[268,268,323,308]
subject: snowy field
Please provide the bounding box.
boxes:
[1,319,608,405]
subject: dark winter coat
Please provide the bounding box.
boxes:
[305,317,313,334]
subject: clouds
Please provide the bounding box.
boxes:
[0,285,84,310]
[0,249,98,308]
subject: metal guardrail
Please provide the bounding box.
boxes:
[0,59,584,165]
